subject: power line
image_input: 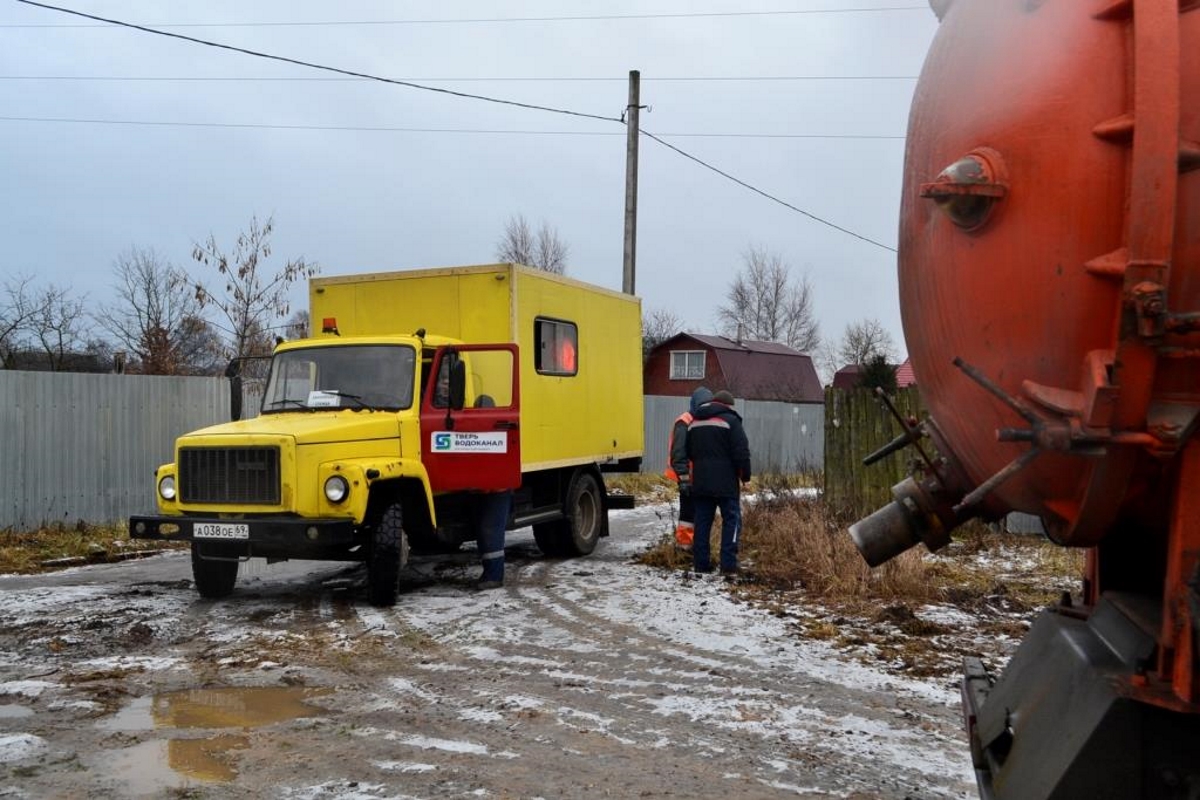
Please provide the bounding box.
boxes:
[0,115,617,135]
[0,74,921,83]
[11,0,624,124]
[640,128,897,252]
[0,115,905,139]
[3,6,929,28]
[12,1,899,252]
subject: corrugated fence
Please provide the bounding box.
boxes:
[0,373,825,528]
[641,395,824,477]
[0,371,229,529]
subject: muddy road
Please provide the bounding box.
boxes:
[0,505,975,799]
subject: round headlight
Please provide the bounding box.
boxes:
[158,475,177,501]
[324,475,349,504]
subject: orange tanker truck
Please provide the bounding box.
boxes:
[849,1,1199,798]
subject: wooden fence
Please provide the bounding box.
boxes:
[823,386,925,517]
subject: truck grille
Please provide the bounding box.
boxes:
[179,447,281,505]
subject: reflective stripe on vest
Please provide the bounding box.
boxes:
[689,418,731,430]
[663,411,694,481]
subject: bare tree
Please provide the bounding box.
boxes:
[716,247,820,352]
[175,315,227,375]
[29,284,90,371]
[0,274,38,368]
[284,310,310,340]
[642,308,683,361]
[96,247,213,374]
[495,214,569,275]
[192,215,318,360]
[835,318,898,367]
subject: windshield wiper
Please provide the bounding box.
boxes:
[263,398,310,413]
[320,390,370,410]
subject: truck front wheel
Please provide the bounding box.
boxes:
[191,547,238,599]
[367,503,409,607]
[534,471,603,558]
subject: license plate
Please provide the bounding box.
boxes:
[193,522,250,540]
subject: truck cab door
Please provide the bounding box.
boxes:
[420,345,521,492]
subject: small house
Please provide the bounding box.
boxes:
[644,333,823,403]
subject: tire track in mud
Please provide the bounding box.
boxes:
[1,520,974,799]
[505,553,968,798]
[341,543,972,799]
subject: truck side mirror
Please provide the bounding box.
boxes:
[226,358,243,421]
[449,359,467,411]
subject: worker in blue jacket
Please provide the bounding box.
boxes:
[685,390,752,576]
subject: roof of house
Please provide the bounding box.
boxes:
[831,358,918,390]
[655,332,823,403]
[830,364,863,390]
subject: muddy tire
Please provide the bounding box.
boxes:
[533,471,603,558]
[191,547,238,599]
[367,504,408,607]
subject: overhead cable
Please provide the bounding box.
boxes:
[13,0,899,251]
[4,6,930,28]
[11,0,623,124]
[0,74,921,83]
[0,115,904,139]
[640,128,897,253]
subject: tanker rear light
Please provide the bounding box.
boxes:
[920,148,1008,232]
[322,317,340,335]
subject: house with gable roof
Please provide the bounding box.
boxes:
[641,332,825,474]
[643,333,824,404]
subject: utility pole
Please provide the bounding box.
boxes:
[622,69,640,296]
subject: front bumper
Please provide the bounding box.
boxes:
[129,515,359,560]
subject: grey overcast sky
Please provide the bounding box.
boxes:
[1,1,939,363]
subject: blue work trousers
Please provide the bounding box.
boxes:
[691,494,741,573]
[477,491,512,582]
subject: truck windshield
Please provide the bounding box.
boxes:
[261,345,417,413]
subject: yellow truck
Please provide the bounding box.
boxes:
[130,264,644,605]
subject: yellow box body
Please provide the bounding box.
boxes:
[310,264,644,472]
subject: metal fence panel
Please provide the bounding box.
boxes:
[1,375,825,529]
[0,371,230,529]
[641,395,824,476]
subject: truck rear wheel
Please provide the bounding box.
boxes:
[191,547,238,599]
[533,471,603,558]
[367,504,409,607]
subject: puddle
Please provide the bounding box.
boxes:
[97,687,329,789]
[104,736,250,793]
[0,704,35,720]
[101,686,330,733]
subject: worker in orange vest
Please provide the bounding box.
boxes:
[665,387,713,550]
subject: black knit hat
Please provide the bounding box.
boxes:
[713,390,735,406]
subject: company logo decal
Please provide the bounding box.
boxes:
[431,431,508,453]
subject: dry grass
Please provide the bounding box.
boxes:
[630,474,1088,677]
[739,490,935,603]
[638,482,934,604]
[636,481,1084,614]
[606,472,675,501]
[0,522,184,574]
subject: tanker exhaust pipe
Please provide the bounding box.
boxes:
[849,488,925,567]
[849,476,958,567]
[846,393,961,567]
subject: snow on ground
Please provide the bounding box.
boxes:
[0,498,989,798]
